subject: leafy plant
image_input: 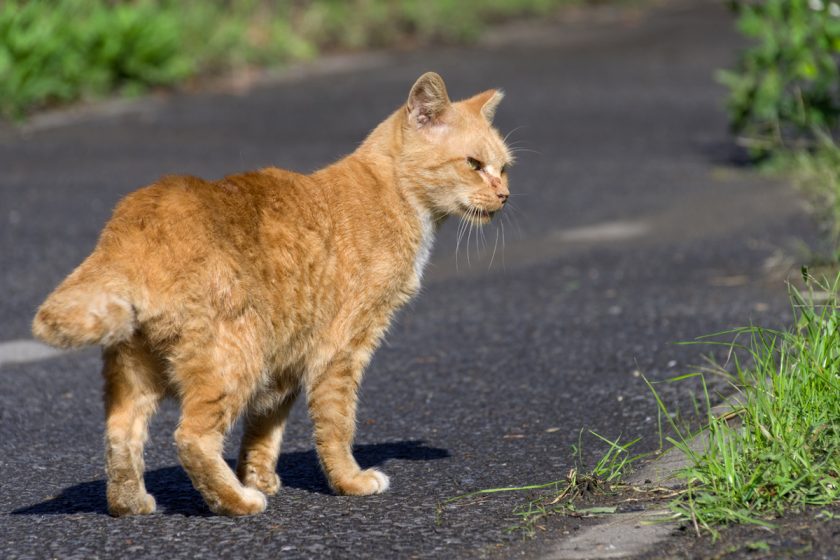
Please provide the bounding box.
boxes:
[719,0,840,153]
[0,0,192,117]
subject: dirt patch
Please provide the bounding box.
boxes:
[637,504,840,560]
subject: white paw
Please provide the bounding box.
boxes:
[241,486,268,513]
[139,493,157,514]
[368,469,390,493]
[333,468,391,495]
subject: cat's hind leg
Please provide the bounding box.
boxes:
[307,356,390,496]
[236,391,298,495]
[172,321,269,516]
[103,337,164,516]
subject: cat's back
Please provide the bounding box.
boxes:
[99,167,322,258]
[108,167,311,234]
[95,167,327,314]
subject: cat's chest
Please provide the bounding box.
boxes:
[412,210,435,284]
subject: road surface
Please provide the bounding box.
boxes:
[0,2,822,558]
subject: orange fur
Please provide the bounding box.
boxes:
[32,73,512,516]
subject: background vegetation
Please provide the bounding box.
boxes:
[721,0,840,254]
[0,0,569,119]
[720,0,840,153]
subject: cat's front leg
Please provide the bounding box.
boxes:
[307,356,390,495]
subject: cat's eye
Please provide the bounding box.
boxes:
[466,157,482,171]
[501,163,509,174]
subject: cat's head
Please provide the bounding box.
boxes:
[400,72,512,225]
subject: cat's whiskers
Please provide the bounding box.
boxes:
[465,207,476,266]
[455,210,470,271]
[481,224,487,255]
[479,210,489,261]
[472,207,483,265]
[474,208,484,262]
[503,125,526,145]
[454,220,462,271]
[502,201,524,239]
[506,138,532,147]
[488,225,500,271]
[508,146,542,156]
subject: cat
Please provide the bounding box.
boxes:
[32,72,512,516]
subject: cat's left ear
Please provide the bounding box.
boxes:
[465,89,505,123]
[407,72,451,128]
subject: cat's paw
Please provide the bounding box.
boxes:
[213,486,267,516]
[239,465,282,496]
[333,468,390,496]
[107,490,157,517]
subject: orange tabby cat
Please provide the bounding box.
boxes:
[32,72,512,516]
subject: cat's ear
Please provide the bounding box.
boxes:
[465,89,505,123]
[406,72,451,128]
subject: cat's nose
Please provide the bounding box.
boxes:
[497,193,509,204]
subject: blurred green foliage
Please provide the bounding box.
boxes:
[0,0,568,119]
[720,0,840,153]
[0,0,193,117]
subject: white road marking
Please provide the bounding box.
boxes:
[553,220,650,243]
[0,339,67,367]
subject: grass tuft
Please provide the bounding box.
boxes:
[443,430,645,536]
[651,271,840,538]
[509,431,645,535]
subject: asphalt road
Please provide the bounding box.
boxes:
[0,2,824,558]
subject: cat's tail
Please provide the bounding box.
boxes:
[32,254,137,349]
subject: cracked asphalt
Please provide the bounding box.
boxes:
[0,2,826,558]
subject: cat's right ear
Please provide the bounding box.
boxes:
[406,72,451,129]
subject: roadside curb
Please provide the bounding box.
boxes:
[544,415,720,559]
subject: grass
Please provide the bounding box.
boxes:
[452,272,840,540]
[0,0,576,119]
[442,430,646,536]
[508,432,645,535]
[652,271,840,538]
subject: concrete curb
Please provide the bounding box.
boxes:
[544,398,747,559]
[544,426,714,558]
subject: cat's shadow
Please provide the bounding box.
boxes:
[11,440,449,516]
